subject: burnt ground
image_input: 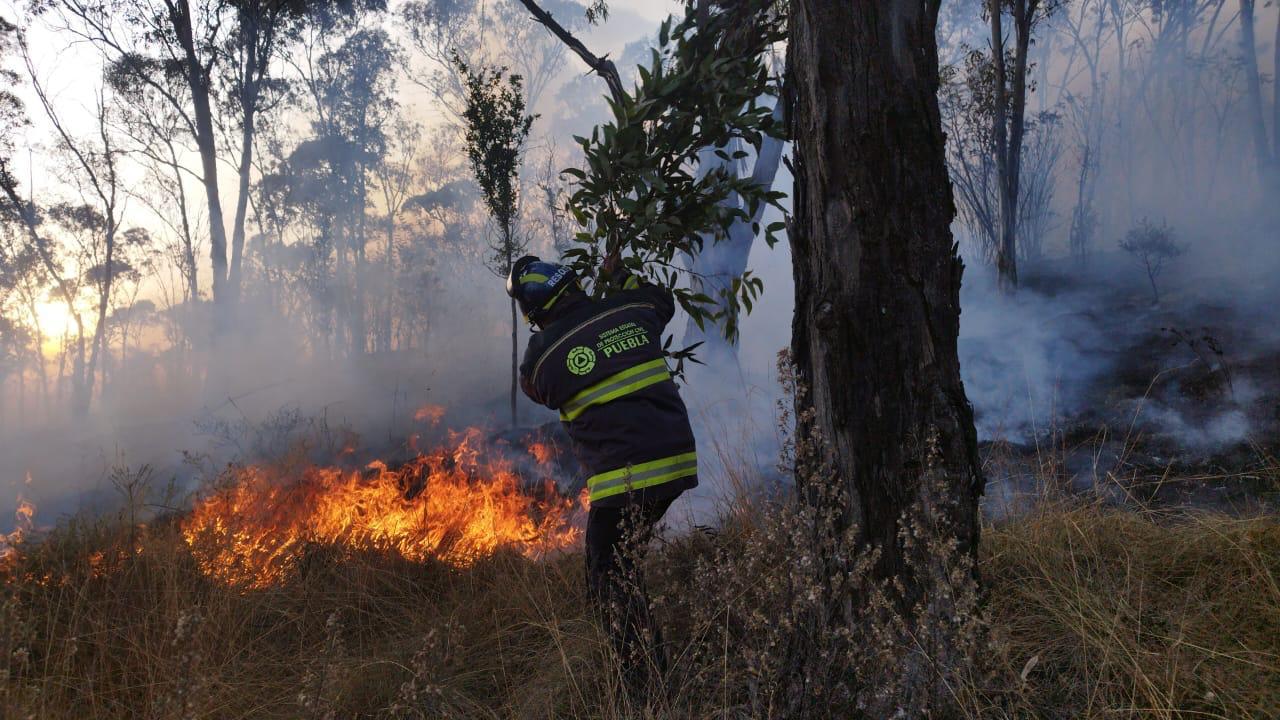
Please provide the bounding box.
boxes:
[977,263,1280,517]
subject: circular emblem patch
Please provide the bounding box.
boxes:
[566,346,596,375]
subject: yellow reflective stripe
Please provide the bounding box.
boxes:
[520,273,549,284]
[559,358,670,421]
[541,281,572,310]
[587,451,698,502]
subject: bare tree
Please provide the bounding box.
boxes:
[0,23,88,412]
[20,34,125,413]
[369,116,422,354]
[989,0,1060,291]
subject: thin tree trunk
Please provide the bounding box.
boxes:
[383,214,395,353]
[788,0,983,710]
[990,0,1018,291]
[510,295,518,428]
[84,215,116,409]
[228,10,262,298]
[228,94,257,297]
[1240,0,1277,195]
[1273,4,1279,182]
[29,301,49,418]
[1006,2,1032,268]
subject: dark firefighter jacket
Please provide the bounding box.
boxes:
[519,280,698,507]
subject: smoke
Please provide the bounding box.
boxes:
[4,0,1279,535]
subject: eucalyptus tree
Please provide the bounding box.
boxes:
[36,0,368,318]
[38,0,236,309]
[786,1,982,713]
[402,0,577,121]
[111,63,202,306]
[369,116,422,354]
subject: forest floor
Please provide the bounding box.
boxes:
[974,263,1280,519]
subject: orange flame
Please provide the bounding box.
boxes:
[413,403,446,425]
[181,428,583,588]
[1,478,37,575]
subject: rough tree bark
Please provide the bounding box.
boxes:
[787,0,984,706]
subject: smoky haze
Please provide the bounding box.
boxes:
[2,0,1278,531]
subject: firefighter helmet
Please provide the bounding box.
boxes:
[506,255,579,326]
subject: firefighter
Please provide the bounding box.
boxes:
[507,252,697,697]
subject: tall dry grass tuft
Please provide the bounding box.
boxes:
[980,502,1280,718]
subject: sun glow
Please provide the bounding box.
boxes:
[32,301,80,354]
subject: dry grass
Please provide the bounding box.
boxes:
[1,488,1277,718]
[982,504,1280,719]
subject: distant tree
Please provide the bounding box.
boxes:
[19,31,126,413]
[369,116,422,354]
[0,16,88,412]
[454,56,534,428]
[941,50,1060,265]
[112,67,203,306]
[42,0,235,309]
[988,0,1062,292]
[1056,0,1111,263]
[283,21,400,356]
[1239,0,1280,199]
[215,0,321,300]
[401,0,574,122]
[1119,218,1184,305]
[533,145,571,256]
[1015,110,1062,261]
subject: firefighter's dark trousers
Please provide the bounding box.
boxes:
[585,493,676,699]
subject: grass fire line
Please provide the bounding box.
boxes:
[180,427,587,589]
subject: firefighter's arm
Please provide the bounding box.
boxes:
[600,251,676,325]
[518,340,546,406]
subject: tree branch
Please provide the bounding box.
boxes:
[512,0,624,106]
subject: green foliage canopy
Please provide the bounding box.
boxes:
[560,0,786,346]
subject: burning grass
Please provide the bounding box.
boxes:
[181,428,585,588]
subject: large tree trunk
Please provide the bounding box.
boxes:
[788,0,983,710]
